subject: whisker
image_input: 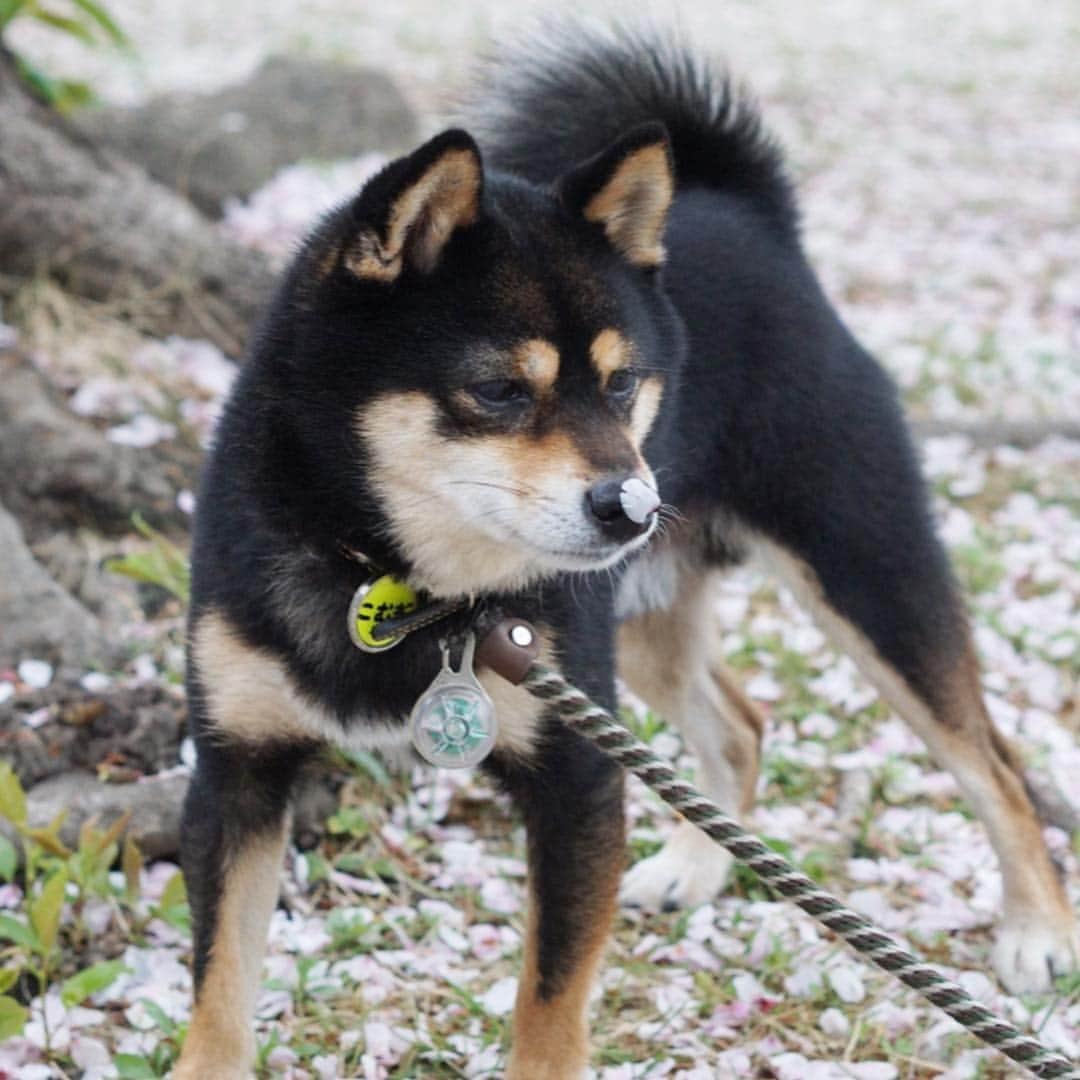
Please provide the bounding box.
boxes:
[447,478,535,498]
[445,478,559,505]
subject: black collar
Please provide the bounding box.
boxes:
[340,543,470,652]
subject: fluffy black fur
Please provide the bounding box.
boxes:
[181,21,974,1059]
[465,23,797,235]
[463,24,968,709]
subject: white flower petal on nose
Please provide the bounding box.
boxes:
[619,477,660,524]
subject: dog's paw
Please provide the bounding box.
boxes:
[992,917,1080,995]
[620,822,732,911]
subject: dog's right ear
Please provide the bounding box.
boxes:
[557,122,674,270]
[341,129,483,283]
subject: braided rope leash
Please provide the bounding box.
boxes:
[521,661,1080,1080]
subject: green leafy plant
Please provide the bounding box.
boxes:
[106,511,191,603]
[0,0,130,112]
[0,763,138,1048]
[151,866,190,933]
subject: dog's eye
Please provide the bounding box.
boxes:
[606,369,638,399]
[468,379,531,409]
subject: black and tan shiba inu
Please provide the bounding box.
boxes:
[176,25,1078,1078]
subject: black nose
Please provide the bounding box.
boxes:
[585,476,659,542]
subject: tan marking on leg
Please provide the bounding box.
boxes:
[618,562,764,908]
[618,564,763,815]
[615,543,709,717]
[756,537,1077,987]
[507,866,619,1080]
[618,598,690,716]
[512,338,560,393]
[174,822,287,1080]
[709,661,765,810]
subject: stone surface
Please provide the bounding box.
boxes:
[76,56,418,216]
[0,502,108,671]
[0,676,341,859]
[13,770,189,861]
[30,530,144,632]
[0,766,342,862]
[0,51,274,356]
[0,349,194,542]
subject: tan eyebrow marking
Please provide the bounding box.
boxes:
[629,377,663,447]
[590,328,631,383]
[513,339,560,392]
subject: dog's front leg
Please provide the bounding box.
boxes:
[491,733,625,1080]
[174,737,311,1080]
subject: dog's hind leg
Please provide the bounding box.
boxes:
[616,564,764,911]
[488,695,625,1080]
[755,532,1079,995]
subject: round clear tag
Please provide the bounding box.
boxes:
[410,634,497,768]
[410,677,497,768]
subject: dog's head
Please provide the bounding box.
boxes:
[277,124,683,597]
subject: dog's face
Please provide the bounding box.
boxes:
[283,125,683,597]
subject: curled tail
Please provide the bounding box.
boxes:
[459,21,797,237]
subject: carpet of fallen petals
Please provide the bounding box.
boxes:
[1,2,1077,1077]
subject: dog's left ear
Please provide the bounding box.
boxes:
[557,122,674,270]
[343,128,483,283]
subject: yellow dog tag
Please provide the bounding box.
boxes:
[347,574,420,652]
